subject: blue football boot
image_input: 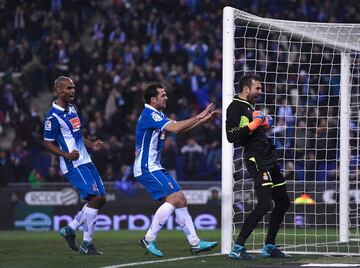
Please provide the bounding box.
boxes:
[190,240,218,254]
[261,244,292,258]
[139,237,164,257]
[228,244,256,260]
[79,240,103,255]
[59,226,79,252]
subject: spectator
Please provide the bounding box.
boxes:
[180,137,203,180]
[0,149,13,186]
[161,137,178,179]
[45,165,64,182]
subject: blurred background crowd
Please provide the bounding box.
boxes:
[0,0,359,186]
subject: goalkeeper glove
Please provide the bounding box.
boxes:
[248,111,265,131]
[261,115,274,128]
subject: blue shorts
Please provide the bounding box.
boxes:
[64,162,106,200]
[136,170,181,201]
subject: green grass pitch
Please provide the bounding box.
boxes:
[1,230,360,268]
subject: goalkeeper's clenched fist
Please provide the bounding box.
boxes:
[248,111,273,131]
[261,114,273,128]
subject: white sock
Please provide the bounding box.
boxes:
[145,202,175,241]
[69,204,86,230]
[83,206,98,242]
[175,207,200,245]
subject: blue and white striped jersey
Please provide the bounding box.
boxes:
[133,104,171,177]
[43,102,92,174]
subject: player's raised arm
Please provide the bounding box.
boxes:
[164,103,215,134]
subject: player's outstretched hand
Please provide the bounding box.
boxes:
[92,140,105,151]
[67,150,80,160]
[197,103,215,120]
[200,109,221,123]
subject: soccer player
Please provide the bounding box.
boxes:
[43,76,106,255]
[134,82,219,257]
[225,74,291,260]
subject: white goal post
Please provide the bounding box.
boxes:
[222,6,360,255]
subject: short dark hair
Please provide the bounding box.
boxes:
[238,73,261,93]
[144,82,164,104]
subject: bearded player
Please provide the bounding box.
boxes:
[43,76,106,255]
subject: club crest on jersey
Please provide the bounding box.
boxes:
[151,112,162,122]
[92,183,99,192]
[69,117,81,131]
[45,120,51,131]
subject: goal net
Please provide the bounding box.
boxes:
[221,7,360,256]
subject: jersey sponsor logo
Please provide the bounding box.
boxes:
[151,112,162,122]
[69,117,81,131]
[45,120,52,131]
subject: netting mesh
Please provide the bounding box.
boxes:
[231,9,360,255]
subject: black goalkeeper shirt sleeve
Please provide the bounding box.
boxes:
[225,100,251,144]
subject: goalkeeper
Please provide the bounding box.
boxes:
[225,74,291,260]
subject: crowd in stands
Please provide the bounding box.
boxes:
[0,0,359,185]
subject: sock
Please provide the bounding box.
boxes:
[69,204,86,230]
[83,206,98,243]
[145,202,175,241]
[175,207,200,246]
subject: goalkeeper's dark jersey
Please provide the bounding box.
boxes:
[226,96,278,173]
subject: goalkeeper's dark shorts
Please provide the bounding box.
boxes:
[244,153,286,189]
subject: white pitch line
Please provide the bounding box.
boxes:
[302,264,360,267]
[99,253,223,268]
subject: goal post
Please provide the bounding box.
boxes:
[339,52,350,243]
[221,6,235,254]
[221,6,360,255]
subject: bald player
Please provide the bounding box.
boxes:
[43,76,106,255]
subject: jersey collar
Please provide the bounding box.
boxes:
[52,101,71,112]
[145,103,160,113]
[234,96,254,109]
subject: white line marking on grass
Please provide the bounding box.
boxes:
[302,264,360,267]
[100,253,223,268]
